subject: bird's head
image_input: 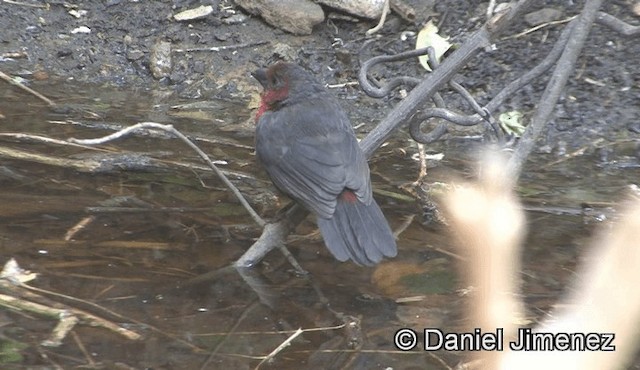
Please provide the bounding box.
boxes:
[252,62,324,121]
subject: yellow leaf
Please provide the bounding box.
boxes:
[416,20,452,71]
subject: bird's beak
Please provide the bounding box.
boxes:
[251,68,269,89]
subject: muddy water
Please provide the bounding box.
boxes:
[0,84,638,369]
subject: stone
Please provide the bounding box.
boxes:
[524,8,563,27]
[235,0,324,35]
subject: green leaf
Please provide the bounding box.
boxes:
[499,111,527,137]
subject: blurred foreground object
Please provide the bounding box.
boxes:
[443,150,640,370]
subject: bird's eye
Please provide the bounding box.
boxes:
[271,74,284,88]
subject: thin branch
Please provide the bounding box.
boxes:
[0,133,111,151]
[69,122,265,227]
[485,19,575,113]
[596,12,640,36]
[0,70,55,106]
[173,40,269,53]
[366,0,390,35]
[501,15,577,40]
[235,203,309,269]
[255,328,304,369]
[199,300,261,370]
[18,279,202,351]
[506,0,605,178]
[2,0,48,8]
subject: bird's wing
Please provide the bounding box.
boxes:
[256,108,372,219]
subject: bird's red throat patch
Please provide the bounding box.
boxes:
[255,86,289,122]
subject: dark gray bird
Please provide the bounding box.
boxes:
[253,62,397,265]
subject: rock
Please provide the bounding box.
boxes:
[317,0,385,19]
[524,8,562,27]
[149,40,172,79]
[126,49,144,61]
[235,0,324,35]
[272,43,297,61]
[33,70,49,81]
[221,13,248,25]
[633,2,640,17]
[173,5,214,21]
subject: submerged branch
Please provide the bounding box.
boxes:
[69,122,265,227]
[0,69,56,106]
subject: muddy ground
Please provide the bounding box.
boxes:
[1,0,638,155]
[1,1,640,369]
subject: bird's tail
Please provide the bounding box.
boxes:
[317,198,397,265]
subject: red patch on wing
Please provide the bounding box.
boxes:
[340,190,358,204]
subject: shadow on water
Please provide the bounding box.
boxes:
[0,83,638,369]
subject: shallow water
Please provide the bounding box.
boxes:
[0,83,638,369]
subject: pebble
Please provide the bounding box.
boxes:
[234,0,324,35]
[126,49,144,61]
[149,40,172,79]
[317,0,385,19]
[524,8,563,27]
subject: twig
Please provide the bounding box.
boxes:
[366,0,390,35]
[173,40,269,53]
[45,314,79,347]
[596,12,640,36]
[199,300,261,370]
[502,15,577,40]
[64,215,96,241]
[0,70,55,106]
[485,19,575,114]
[325,81,359,89]
[486,0,497,19]
[393,214,414,239]
[71,331,96,367]
[413,143,427,186]
[507,0,605,178]
[193,323,346,337]
[0,132,112,152]
[18,281,202,351]
[255,328,304,369]
[68,122,265,227]
[235,203,308,269]
[0,145,107,172]
[0,132,254,178]
[0,292,141,344]
[2,0,48,8]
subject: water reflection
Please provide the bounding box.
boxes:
[0,84,638,369]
